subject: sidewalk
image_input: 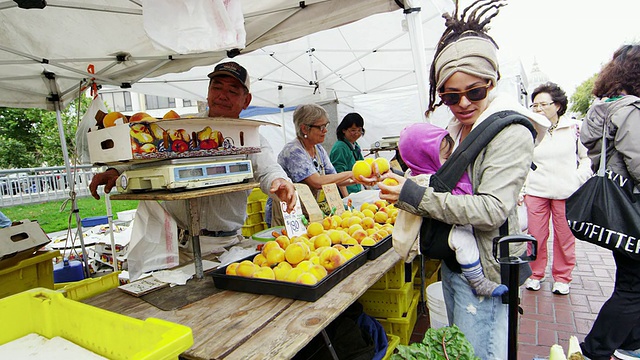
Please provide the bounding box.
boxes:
[409,239,615,359]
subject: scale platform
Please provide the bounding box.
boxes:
[116,156,253,193]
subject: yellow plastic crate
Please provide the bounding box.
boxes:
[246,201,262,214]
[245,211,265,226]
[0,288,193,360]
[359,281,414,318]
[0,250,59,299]
[54,271,120,301]
[371,258,420,290]
[248,188,268,202]
[260,199,267,212]
[382,333,401,360]
[377,291,420,345]
[414,259,441,287]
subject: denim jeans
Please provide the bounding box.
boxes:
[441,262,508,360]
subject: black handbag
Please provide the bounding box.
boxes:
[419,111,536,272]
[565,126,640,261]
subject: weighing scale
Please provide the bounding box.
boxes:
[116,156,253,193]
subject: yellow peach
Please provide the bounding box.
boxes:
[313,233,332,249]
[284,268,305,283]
[374,211,389,224]
[225,262,239,276]
[253,266,275,280]
[319,247,347,271]
[236,260,257,277]
[352,160,373,179]
[373,157,390,174]
[360,237,377,246]
[296,272,319,285]
[265,246,285,266]
[273,262,292,281]
[285,242,310,265]
[307,221,324,237]
[309,264,328,281]
[253,253,267,267]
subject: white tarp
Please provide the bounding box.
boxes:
[0,0,398,110]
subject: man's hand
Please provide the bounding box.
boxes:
[270,178,296,213]
[89,168,120,200]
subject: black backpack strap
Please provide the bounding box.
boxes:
[431,110,537,192]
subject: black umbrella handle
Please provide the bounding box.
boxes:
[492,234,537,360]
[492,234,537,264]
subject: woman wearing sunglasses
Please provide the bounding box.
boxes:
[522,82,592,296]
[267,104,355,226]
[360,1,549,358]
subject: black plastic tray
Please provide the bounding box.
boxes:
[211,249,369,302]
[363,234,392,260]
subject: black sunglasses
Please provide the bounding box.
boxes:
[439,83,491,106]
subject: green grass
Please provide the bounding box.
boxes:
[2,196,139,234]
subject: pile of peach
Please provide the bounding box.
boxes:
[225,201,396,285]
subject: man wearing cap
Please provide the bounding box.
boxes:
[89,61,296,254]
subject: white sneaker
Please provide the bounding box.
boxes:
[524,278,542,291]
[552,282,570,295]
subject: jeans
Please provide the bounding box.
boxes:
[441,262,509,360]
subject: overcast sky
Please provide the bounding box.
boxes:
[467,0,640,97]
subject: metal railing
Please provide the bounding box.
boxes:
[0,165,103,207]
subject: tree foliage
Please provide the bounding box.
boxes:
[0,95,91,168]
[570,74,598,119]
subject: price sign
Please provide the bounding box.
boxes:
[293,183,324,223]
[281,191,306,238]
[321,183,345,216]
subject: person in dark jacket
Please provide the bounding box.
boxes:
[579,44,640,360]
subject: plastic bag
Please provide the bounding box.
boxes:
[127,200,179,282]
[75,97,107,164]
[142,0,246,54]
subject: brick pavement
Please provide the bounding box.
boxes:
[409,240,616,359]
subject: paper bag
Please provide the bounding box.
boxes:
[127,200,179,281]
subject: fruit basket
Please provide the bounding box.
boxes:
[211,249,368,302]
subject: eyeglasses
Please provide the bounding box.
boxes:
[347,128,363,135]
[308,123,330,131]
[529,102,555,110]
[439,83,491,106]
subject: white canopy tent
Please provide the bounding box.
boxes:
[0,0,413,275]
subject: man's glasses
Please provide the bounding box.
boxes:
[308,123,329,131]
[439,83,491,106]
[529,102,555,110]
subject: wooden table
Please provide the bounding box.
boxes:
[85,249,402,360]
[110,181,258,279]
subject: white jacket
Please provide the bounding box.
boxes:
[524,115,592,199]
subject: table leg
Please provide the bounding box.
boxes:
[188,197,204,279]
[320,329,339,360]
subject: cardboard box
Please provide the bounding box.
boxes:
[0,220,51,270]
[87,117,275,165]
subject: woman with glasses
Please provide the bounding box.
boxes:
[268,104,355,226]
[522,82,592,296]
[330,113,366,196]
[357,1,549,358]
[579,44,640,360]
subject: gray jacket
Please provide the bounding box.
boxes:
[397,95,546,283]
[581,95,640,188]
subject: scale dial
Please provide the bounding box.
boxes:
[120,174,128,190]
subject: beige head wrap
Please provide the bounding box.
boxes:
[434,36,499,90]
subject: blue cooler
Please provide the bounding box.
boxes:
[53,258,85,283]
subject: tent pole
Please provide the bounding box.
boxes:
[104,193,118,271]
[49,78,92,279]
[404,1,430,122]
